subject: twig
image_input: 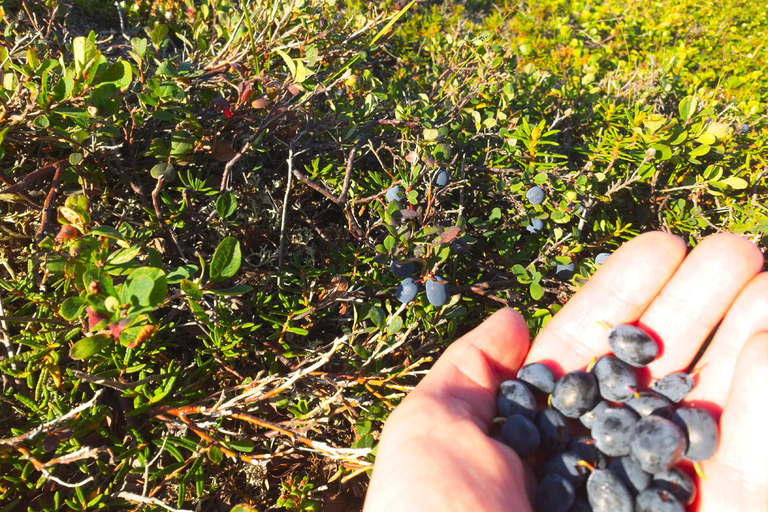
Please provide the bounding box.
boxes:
[34,160,66,246]
[114,492,193,512]
[277,142,296,287]
[0,315,74,327]
[151,176,165,224]
[0,158,68,196]
[0,390,103,446]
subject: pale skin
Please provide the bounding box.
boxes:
[363,232,768,512]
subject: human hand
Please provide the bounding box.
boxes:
[363,232,767,512]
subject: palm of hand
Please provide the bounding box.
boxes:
[364,233,768,512]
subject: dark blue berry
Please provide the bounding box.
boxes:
[580,400,610,429]
[433,168,450,188]
[592,356,638,402]
[517,362,556,395]
[501,414,541,457]
[498,380,537,419]
[527,218,545,234]
[395,278,418,304]
[390,260,414,278]
[625,392,674,419]
[635,487,684,512]
[670,407,719,461]
[424,275,449,307]
[551,370,599,418]
[652,373,694,403]
[591,407,639,457]
[526,186,546,205]
[608,456,651,495]
[587,469,634,512]
[386,186,403,203]
[595,252,611,265]
[653,468,696,505]
[536,474,575,512]
[555,262,576,280]
[630,416,688,474]
[608,324,659,367]
[568,497,592,512]
[535,408,570,451]
[543,451,590,486]
[568,436,607,469]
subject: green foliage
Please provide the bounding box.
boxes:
[0,0,765,510]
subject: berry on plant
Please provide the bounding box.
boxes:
[517,362,556,395]
[555,262,576,280]
[526,186,546,205]
[424,275,449,307]
[595,252,611,265]
[390,260,414,278]
[527,218,545,234]
[395,278,418,304]
[608,324,659,367]
[433,168,450,188]
[386,186,403,203]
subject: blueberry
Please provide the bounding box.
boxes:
[395,278,418,304]
[741,123,750,133]
[385,186,403,203]
[433,168,450,188]
[551,370,599,418]
[567,497,592,512]
[595,252,611,265]
[635,487,685,512]
[608,324,659,367]
[536,474,575,512]
[527,217,545,234]
[555,262,576,280]
[653,467,697,505]
[580,400,610,429]
[568,436,607,469]
[543,451,590,486]
[501,414,541,457]
[652,372,694,403]
[424,275,449,307]
[535,408,570,451]
[625,392,674,419]
[517,362,556,395]
[630,416,688,474]
[608,456,651,495]
[526,186,546,205]
[587,469,634,512]
[498,380,537,419]
[592,356,639,402]
[670,407,719,461]
[390,260,414,278]
[591,407,639,457]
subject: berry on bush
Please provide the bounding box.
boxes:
[425,275,449,307]
[395,277,419,304]
[526,186,546,205]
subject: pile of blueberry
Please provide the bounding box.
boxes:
[496,324,718,512]
[386,170,452,308]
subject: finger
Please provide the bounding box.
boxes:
[688,272,768,405]
[641,233,763,379]
[699,333,768,512]
[415,307,531,425]
[525,231,687,372]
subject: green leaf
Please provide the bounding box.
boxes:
[60,296,85,320]
[149,24,169,49]
[228,439,254,453]
[150,163,176,182]
[530,282,543,300]
[167,264,198,284]
[216,192,238,219]
[678,95,697,123]
[209,237,242,283]
[96,61,132,91]
[120,267,167,309]
[368,306,386,331]
[386,315,403,335]
[205,285,253,296]
[72,36,97,75]
[718,176,748,190]
[274,48,296,77]
[33,115,50,129]
[89,225,124,240]
[70,334,111,360]
[169,131,193,157]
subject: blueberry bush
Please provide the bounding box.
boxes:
[0,0,766,510]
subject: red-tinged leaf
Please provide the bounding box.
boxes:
[86,306,108,331]
[252,97,270,109]
[124,324,156,348]
[287,83,302,95]
[108,318,129,340]
[434,226,461,245]
[56,225,79,241]
[405,150,419,164]
[212,141,237,162]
